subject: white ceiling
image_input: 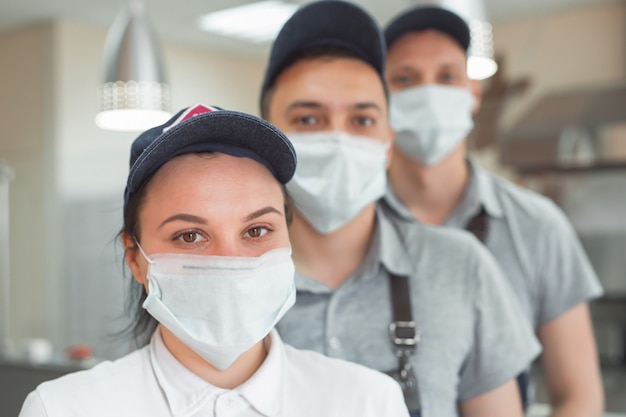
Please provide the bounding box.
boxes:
[0,0,614,58]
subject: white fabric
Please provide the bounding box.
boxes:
[141,247,296,370]
[390,85,474,165]
[18,329,410,417]
[287,131,388,234]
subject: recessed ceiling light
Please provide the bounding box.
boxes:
[197,1,299,44]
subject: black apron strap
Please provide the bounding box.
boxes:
[389,274,417,343]
[464,206,531,410]
[465,206,489,243]
[387,273,421,412]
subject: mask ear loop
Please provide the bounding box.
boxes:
[133,237,160,298]
[133,237,154,264]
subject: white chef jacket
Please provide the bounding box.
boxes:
[19,329,409,417]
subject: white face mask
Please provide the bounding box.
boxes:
[390,84,475,165]
[136,244,296,370]
[287,131,388,234]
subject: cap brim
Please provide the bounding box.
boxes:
[384,6,470,52]
[127,110,296,197]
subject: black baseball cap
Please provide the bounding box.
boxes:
[124,104,297,210]
[384,6,470,52]
[260,0,386,103]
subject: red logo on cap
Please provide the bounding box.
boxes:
[164,104,219,132]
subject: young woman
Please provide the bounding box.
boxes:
[18,104,409,417]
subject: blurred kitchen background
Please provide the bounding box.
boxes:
[0,0,625,415]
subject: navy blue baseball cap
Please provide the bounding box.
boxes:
[384,6,470,52]
[124,104,297,210]
[260,0,386,103]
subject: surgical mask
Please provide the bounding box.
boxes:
[136,244,296,370]
[390,84,475,165]
[287,131,388,234]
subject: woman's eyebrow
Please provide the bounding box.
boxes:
[158,213,208,229]
[243,206,282,222]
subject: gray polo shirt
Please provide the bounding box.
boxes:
[277,207,540,416]
[382,158,604,329]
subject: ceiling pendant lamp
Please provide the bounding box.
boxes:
[464,10,498,79]
[416,0,498,80]
[95,1,172,132]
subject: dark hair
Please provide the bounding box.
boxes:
[260,44,389,119]
[118,177,156,347]
[118,152,294,347]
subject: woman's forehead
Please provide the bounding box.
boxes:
[142,153,284,211]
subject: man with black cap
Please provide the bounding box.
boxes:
[260,1,541,416]
[382,5,604,416]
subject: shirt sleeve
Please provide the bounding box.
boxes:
[18,391,48,417]
[535,200,604,325]
[457,238,542,400]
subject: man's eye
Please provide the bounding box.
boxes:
[354,116,374,127]
[178,232,202,243]
[390,74,413,86]
[440,72,460,83]
[245,226,268,238]
[296,116,318,126]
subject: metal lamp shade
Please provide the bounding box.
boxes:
[466,19,497,80]
[440,0,497,80]
[418,0,498,80]
[95,3,172,131]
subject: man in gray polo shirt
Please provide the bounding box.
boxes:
[259,1,540,416]
[382,5,604,416]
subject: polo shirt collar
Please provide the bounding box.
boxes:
[293,207,414,292]
[150,327,285,417]
[383,157,504,226]
[464,157,504,219]
[443,157,504,228]
[293,270,330,293]
[237,330,286,416]
[382,186,414,223]
[375,206,415,278]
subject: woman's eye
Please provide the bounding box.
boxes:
[178,232,202,243]
[245,226,268,238]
